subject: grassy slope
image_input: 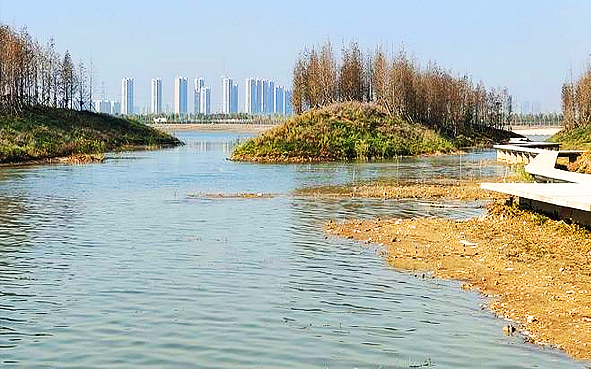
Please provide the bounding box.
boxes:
[549,125,591,173]
[0,106,182,163]
[549,125,591,150]
[231,102,517,162]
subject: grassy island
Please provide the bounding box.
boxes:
[0,106,182,165]
[231,102,518,162]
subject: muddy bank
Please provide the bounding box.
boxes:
[0,153,105,167]
[296,179,507,201]
[325,201,591,360]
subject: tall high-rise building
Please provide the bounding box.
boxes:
[245,78,257,114]
[261,80,269,113]
[194,77,204,114]
[174,76,188,114]
[151,78,162,114]
[284,89,293,116]
[222,77,235,114]
[121,78,134,115]
[256,79,262,114]
[274,85,284,115]
[111,101,121,115]
[267,80,274,114]
[200,86,211,115]
[231,83,238,113]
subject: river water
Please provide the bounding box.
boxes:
[0,131,585,368]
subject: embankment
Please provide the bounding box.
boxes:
[322,183,591,360]
[0,106,182,165]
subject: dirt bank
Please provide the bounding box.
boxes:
[296,179,506,201]
[325,201,591,360]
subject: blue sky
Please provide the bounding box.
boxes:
[1,0,590,113]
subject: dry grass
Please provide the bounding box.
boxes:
[325,201,591,360]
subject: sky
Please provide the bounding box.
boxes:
[1,0,590,113]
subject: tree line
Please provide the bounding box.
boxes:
[561,67,591,130]
[291,41,512,136]
[0,24,92,113]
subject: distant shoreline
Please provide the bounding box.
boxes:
[152,123,276,133]
[510,126,562,136]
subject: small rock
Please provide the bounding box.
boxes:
[527,315,537,323]
[503,325,516,335]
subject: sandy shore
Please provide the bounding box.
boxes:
[511,127,562,136]
[321,183,591,360]
[153,123,275,133]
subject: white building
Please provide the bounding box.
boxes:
[174,76,188,115]
[245,78,256,114]
[151,78,162,114]
[121,78,134,115]
[274,85,284,115]
[194,77,204,114]
[200,86,211,115]
[222,77,234,114]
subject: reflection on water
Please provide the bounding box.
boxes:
[0,131,584,368]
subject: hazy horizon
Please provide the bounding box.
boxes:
[2,0,590,113]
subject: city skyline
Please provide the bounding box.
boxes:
[115,76,291,116]
[3,1,590,113]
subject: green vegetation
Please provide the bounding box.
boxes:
[512,164,535,182]
[549,124,591,150]
[231,102,516,162]
[0,106,182,164]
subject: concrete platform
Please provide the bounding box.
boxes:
[481,183,591,212]
[481,182,591,227]
[525,150,591,184]
[494,144,584,164]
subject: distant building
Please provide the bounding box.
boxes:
[93,99,111,114]
[231,83,238,113]
[151,78,162,114]
[245,78,256,114]
[200,86,211,115]
[256,79,262,114]
[194,77,204,114]
[284,89,292,116]
[111,101,121,115]
[274,85,284,115]
[222,77,238,114]
[174,76,188,114]
[121,78,134,115]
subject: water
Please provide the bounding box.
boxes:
[0,131,585,368]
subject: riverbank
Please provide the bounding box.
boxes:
[324,191,591,360]
[0,106,182,165]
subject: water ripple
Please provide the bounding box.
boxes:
[0,133,583,368]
